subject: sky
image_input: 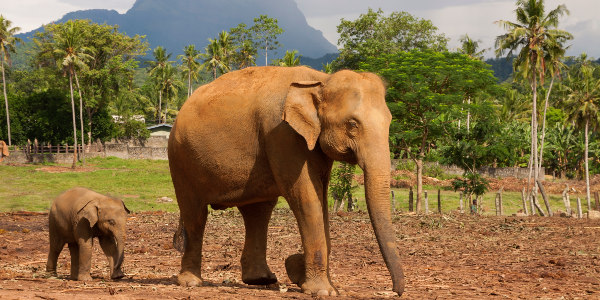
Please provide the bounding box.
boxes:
[2,0,599,59]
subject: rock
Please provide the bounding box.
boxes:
[157,196,173,203]
[587,210,600,219]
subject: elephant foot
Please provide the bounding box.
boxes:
[111,269,125,280]
[242,267,277,285]
[76,274,92,281]
[177,271,203,287]
[284,253,305,284]
[301,278,338,296]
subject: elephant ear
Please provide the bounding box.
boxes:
[120,200,130,214]
[282,81,323,150]
[77,199,99,228]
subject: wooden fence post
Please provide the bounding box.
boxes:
[391,190,396,213]
[437,189,441,214]
[459,193,464,213]
[495,187,504,216]
[34,138,38,154]
[576,197,583,219]
[536,179,552,216]
[408,186,414,212]
[562,185,572,216]
[595,191,600,211]
[424,191,429,215]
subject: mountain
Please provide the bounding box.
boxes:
[17,0,338,61]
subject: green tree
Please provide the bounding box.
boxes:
[250,15,284,66]
[158,63,184,123]
[273,50,300,67]
[336,8,448,70]
[0,15,22,146]
[458,34,486,60]
[52,20,94,168]
[33,21,147,145]
[562,54,600,208]
[229,23,256,69]
[495,0,572,189]
[361,50,497,212]
[148,46,173,123]
[201,37,229,80]
[178,44,201,98]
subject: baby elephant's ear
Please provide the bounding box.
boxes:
[121,200,130,214]
[77,200,98,228]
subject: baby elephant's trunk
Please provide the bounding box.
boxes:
[111,236,126,279]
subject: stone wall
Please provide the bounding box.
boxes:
[3,151,104,164]
[391,159,544,180]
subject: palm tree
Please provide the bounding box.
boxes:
[276,50,301,67]
[458,34,486,60]
[177,44,201,98]
[218,31,235,70]
[0,15,21,146]
[53,20,93,168]
[537,42,569,178]
[495,0,572,213]
[158,64,184,123]
[563,54,600,211]
[458,34,486,132]
[236,40,256,69]
[201,38,229,80]
[148,46,173,123]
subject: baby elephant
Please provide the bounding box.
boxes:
[46,187,129,281]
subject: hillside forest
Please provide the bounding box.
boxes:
[2,3,600,213]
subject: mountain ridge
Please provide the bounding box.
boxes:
[16,0,338,62]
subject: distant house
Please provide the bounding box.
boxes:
[147,124,172,139]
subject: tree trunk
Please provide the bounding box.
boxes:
[1,52,11,146]
[585,119,591,210]
[408,186,414,212]
[562,185,571,216]
[68,71,78,169]
[424,191,429,214]
[521,187,529,215]
[536,179,552,216]
[158,89,163,124]
[466,96,471,134]
[188,71,192,98]
[538,76,555,178]
[74,71,85,165]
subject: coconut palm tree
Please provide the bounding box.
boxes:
[158,63,184,123]
[53,20,93,168]
[201,38,229,80]
[177,44,201,98]
[0,15,21,146]
[276,50,301,67]
[495,0,572,213]
[148,46,173,123]
[458,34,486,132]
[562,54,600,210]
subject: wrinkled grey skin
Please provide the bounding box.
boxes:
[46,187,129,281]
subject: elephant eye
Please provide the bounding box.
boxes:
[107,219,116,226]
[347,120,359,130]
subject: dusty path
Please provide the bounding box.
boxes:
[1,210,599,299]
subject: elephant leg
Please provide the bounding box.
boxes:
[75,238,93,281]
[46,233,64,276]
[67,243,80,280]
[177,204,208,287]
[286,184,337,296]
[99,236,124,280]
[238,199,278,285]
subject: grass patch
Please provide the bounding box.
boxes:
[0,156,177,212]
[1,157,587,216]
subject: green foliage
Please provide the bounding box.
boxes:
[361,50,498,160]
[329,162,357,206]
[115,120,150,141]
[451,172,489,198]
[250,15,284,66]
[272,50,300,67]
[335,8,448,70]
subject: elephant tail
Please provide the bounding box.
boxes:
[172,214,187,253]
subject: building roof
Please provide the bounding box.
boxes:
[146,124,173,130]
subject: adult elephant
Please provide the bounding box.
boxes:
[168,66,403,296]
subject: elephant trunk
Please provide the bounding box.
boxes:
[359,150,405,296]
[111,235,125,279]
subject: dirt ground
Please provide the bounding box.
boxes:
[1,210,599,299]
